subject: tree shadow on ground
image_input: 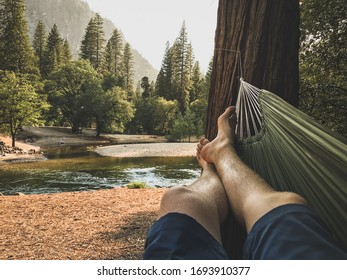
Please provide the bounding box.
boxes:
[95,210,158,260]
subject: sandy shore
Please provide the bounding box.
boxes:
[95,142,197,158]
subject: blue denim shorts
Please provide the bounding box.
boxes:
[143,204,347,260]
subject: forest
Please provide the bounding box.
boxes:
[0,0,346,148]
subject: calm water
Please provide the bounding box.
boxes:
[0,146,200,195]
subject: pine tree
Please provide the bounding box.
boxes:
[0,0,38,74]
[61,39,72,63]
[80,13,105,71]
[140,76,151,98]
[105,28,123,76]
[190,61,204,102]
[156,41,173,100]
[122,42,134,101]
[171,22,194,113]
[173,22,189,86]
[33,20,47,77]
[43,24,64,77]
[156,23,197,113]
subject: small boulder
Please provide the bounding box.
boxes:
[14,192,25,196]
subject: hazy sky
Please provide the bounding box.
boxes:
[83,0,219,72]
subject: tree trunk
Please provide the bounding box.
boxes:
[11,134,16,148]
[206,0,300,259]
[206,0,300,140]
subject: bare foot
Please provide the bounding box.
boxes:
[200,106,237,163]
[197,138,223,178]
[196,138,209,167]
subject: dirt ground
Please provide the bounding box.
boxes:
[0,188,166,260]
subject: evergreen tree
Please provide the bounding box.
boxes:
[171,22,192,112]
[105,28,123,76]
[61,39,72,64]
[156,22,196,113]
[190,61,204,102]
[140,76,151,98]
[156,42,173,100]
[203,57,213,95]
[80,13,105,71]
[33,20,47,76]
[122,42,134,101]
[0,0,38,74]
[43,24,64,77]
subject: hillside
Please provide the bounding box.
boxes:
[25,0,158,83]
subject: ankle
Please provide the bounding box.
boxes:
[212,142,236,163]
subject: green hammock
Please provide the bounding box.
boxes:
[234,80,347,247]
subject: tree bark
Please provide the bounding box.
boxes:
[206,0,300,139]
[206,0,300,259]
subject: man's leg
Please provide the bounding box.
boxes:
[158,155,229,244]
[143,155,230,259]
[198,106,306,233]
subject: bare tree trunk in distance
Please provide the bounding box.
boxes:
[207,0,300,259]
[206,0,300,140]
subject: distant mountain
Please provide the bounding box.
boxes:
[25,0,158,83]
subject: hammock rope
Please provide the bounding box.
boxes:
[234,80,347,246]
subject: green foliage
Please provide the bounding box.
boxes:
[299,0,347,137]
[155,42,173,100]
[156,22,200,114]
[0,0,38,75]
[190,62,204,102]
[169,109,203,142]
[133,94,178,135]
[190,98,208,135]
[46,60,134,135]
[61,39,72,63]
[45,59,101,132]
[33,20,47,77]
[104,28,123,78]
[141,77,151,98]
[80,13,106,71]
[90,86,135,135]
[43,24,69,77]
[126,182,150,189]
[0,71,49,146]
[123,42,135,100]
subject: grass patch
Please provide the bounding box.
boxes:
[126,182,150,189]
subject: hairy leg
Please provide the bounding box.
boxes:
[199,107,306,232]
[158,155,229,243]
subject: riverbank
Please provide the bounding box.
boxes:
[0,135,45,164]
[1,126,196,164]
[0,188,166,260]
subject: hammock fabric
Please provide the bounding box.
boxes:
[234,80,347,248]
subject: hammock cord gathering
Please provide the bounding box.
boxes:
[234,80,347,246]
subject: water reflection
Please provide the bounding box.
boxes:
[0,146,200,195]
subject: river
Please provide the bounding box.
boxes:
[0,146,200,195]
